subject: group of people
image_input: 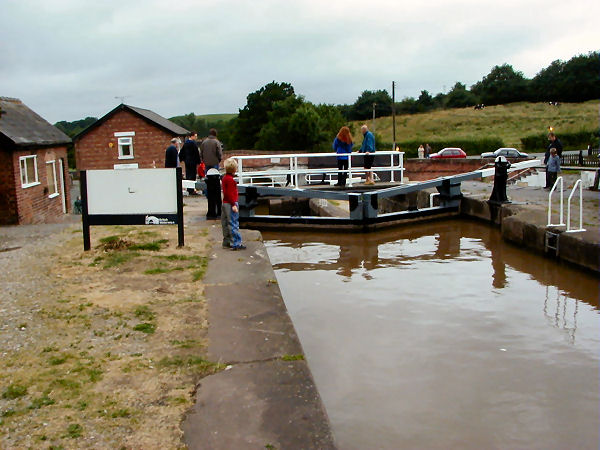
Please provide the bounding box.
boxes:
[165,130,245,251]
[165,129,224,194]
[333,124,377,187]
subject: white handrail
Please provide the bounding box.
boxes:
[230,151,404,188]
[547,176,565,226]
[566,179,586,233]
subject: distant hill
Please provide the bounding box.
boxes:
[195,113,237,121]
[350,100,599,152]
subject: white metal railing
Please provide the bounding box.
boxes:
[547,176,565,227]
[566,179,586,233]
[231,151,404,188]
[429,192,439,208]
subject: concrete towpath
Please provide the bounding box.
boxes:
[181,195,335,449]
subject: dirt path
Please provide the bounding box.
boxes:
[1,197,220,448]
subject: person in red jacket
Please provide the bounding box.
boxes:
[221,158,246,250]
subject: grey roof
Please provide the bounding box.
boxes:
[0,97,71,147]
[74,104,189,140]
[126,105,189,135]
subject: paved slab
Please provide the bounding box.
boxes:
[182,196,335,449]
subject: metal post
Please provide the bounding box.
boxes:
[175,167,185,247]
[392,81,396,151]
[547,176,565,226]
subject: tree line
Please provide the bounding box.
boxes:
[344,51,599,118]
[54,51,598,154]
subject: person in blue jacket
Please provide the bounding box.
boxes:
[333,126,353,187]
[360,124,376,184]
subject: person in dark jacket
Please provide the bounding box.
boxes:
[360,124,376,185]
[164,138,180,168]
[544,132,563,163]
[333,126,353,187]
[178,132,200,194]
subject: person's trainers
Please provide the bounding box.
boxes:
[231,245,246,251]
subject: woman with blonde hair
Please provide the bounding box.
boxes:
[333,126,353,187]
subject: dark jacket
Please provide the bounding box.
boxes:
[165,145,179,168]
[544,138,563,164]
[179,139,200,166]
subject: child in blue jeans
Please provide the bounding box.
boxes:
[221,158,245,250]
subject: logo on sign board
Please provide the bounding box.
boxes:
[145,215,175,225]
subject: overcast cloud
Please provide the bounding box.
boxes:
[1,0,598,123]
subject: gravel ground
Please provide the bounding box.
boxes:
[0,221,79,355]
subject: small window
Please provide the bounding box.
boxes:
[19,155,39,188]
[46,160,58,197]
[118,137,134,159]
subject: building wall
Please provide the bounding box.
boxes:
[4,146,71,225]
[0,149,18,224]
[75,110,177,171]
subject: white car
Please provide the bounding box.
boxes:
[481,148,529,159]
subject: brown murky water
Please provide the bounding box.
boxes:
[263,219,600,450]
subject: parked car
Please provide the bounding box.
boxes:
[481,148,529,159]
[430,147,467,159]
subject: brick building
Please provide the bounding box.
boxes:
[0,97,72,225]
[74,104,189,171]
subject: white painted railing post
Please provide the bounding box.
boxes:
[547,176,565,226]
[429,192,440,208]
[566,179,586,233]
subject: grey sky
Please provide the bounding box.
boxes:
[1,0,598,123]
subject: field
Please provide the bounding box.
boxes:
[350,100,599,150]
[196,113,237,122]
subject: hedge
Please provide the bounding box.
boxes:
[381,137,504,157]
[521,129,599,152]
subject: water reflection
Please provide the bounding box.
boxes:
[267,219,598,305]
[263,219,600,449]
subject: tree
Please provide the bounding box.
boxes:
[255,98,345,151]
[231,81,295,149]
[416,90,435,112]
[445,82,478,108]
[530,52,600,102]
[471,64,529,105]
[349,90,392,120]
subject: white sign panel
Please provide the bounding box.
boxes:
[87,169,178,215]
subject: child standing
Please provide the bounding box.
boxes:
[546,147,561,189]
[221,158,246,250]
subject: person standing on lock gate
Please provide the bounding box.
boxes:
[359,124,376,185]
[221,158,246,251]
[200,128,223,171]
[544,132,563,163]
[546,147,561,190]
[179,132,200,195]
[333,126,353,187]
[164,137,180,168]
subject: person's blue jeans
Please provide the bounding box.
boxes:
[230,206,243,248]
[222,202,243,248]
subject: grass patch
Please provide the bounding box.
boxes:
[103,251,140,269]
[2,384,28,399]
[133,323,156,334]
[281,354,304,361]
[134,306,155,321]
[191,257,209,281]
[129,239,168,251]
[157,356,224,373]
[28,395,55,410]
[144,267,169,275]
[66,423,83,438]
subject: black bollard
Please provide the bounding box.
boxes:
[205,168,222,220]
[489,156,511,204]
